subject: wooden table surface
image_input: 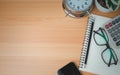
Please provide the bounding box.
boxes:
[0,0,120,75]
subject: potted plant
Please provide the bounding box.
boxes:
[95,0,120,13]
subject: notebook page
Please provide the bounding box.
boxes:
[79,15,120,75]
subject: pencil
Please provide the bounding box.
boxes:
[84,15,95,66]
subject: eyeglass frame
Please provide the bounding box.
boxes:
[93,27,118,67]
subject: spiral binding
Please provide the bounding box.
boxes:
[80,14,95,68]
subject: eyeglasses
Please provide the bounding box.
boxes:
[93,27,118,67]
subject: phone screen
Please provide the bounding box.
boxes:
[57,62,82,75]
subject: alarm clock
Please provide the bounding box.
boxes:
[62,0,93,18]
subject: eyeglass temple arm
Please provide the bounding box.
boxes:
[93,31,103,37]
[108,48,118,67]
[93,30,108,43]
[110,48,118,64]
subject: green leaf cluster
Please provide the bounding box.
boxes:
[106,0,120,10]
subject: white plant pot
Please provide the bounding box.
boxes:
[95,0,113,13]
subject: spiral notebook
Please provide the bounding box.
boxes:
[79,14,120,75]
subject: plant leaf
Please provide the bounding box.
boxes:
[112,5,117,10]
[114,0,119,3]
[108,0,112,7]
[112,4,118,10]
[108,0,118,10]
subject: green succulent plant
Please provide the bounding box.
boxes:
[105,0,120,11]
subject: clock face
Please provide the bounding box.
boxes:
[66,0,93,11]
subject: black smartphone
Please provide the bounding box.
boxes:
[57,62,82,75]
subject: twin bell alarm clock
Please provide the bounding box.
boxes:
[62,0,93,18]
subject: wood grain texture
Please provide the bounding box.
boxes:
[0,0,120,75]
